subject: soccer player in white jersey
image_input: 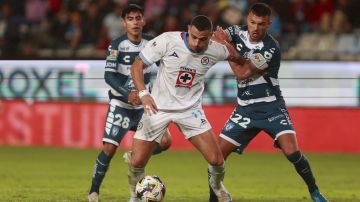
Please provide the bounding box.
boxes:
[87,4,171,202]
[209,3,328,202]
[127,15,247,202]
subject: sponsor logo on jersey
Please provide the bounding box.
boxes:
[280,119,288,125]
[151,41,157,47]
[106,62,117,68]
[236,43,243,52]
[175,67,196,88]
[120,46,130,51]
[200,118,208,127]
[201,56,209,65]
[169,51,179,58]
[268,114,285,122]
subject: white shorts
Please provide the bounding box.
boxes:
[134,104,212,143]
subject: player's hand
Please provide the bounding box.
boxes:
[211,26,229,44]
[128,91,141,106]
[140,95,158,116]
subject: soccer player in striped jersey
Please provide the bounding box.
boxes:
[88,4,171,202]
[209,3,328,202]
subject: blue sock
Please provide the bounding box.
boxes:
[287,151,318,193]
[90,151,113,194]
[152,144,168,155]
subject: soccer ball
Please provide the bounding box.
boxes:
[135,175,166,202]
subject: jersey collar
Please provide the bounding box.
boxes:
[182,32,193,52]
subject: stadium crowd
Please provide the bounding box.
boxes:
[0,0,359,60]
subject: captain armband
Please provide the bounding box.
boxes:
[138,89,150,99]
[249,53,269,70]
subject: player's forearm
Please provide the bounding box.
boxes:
[131,57,147,91]
[228,60,252,80]
[229,51,246,65]
[104,72,130,99]
[222,41,246,65]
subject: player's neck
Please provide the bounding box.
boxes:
[127,33,142,43]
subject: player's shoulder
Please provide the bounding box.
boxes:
[263,33,280,51]
[109,34,128,48]
[152,31,183,45]
[160,31,182,40]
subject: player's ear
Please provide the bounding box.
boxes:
[187,25,191,33]
[142,17,146,26]
[121,18,126,27]
[268,18,272,27]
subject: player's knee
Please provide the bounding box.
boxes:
[207,153,224,166]
[102,143,117,157]
[159,132,172,151]
[130,154,147,168]
[282,145,298,156]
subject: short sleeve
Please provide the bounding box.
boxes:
[105,40,120,72]
[224,25,240,42]
[217,43,230,61]
[139,33,168,66]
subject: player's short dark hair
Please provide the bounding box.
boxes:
[190,15,213,31]
[121,4,144,19]
[249,3,271,17]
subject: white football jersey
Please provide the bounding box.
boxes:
[139,32,230,111]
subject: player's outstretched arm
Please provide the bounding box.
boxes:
[212,26,247,65]
[228,59,266,80]
[131,57,158,115]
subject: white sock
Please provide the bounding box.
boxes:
[128,166,145,197]
[208,163,225,190]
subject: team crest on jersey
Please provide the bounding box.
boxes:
[224,122,235,131]
[112,126,120,136]
[176,67,196,87]
[201,56,209,65]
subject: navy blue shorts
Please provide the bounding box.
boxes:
[102,102,144,146]
[220,101,296,153]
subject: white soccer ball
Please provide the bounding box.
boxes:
[135,175,166,202]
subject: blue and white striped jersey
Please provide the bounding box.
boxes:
[225,25,284,106]
[104,33,153,109]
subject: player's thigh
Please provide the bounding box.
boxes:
[262,106,297,152]
[103,103,142,146]
[219,107,260,154]
[134,111,172,143]
[131,138,159,168]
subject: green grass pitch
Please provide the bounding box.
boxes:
[0,146,359,202]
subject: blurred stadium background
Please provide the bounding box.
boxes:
[0,0,360,201]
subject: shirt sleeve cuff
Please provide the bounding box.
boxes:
[139,52,153,66]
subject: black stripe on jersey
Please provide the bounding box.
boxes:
[119,51,141,65]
